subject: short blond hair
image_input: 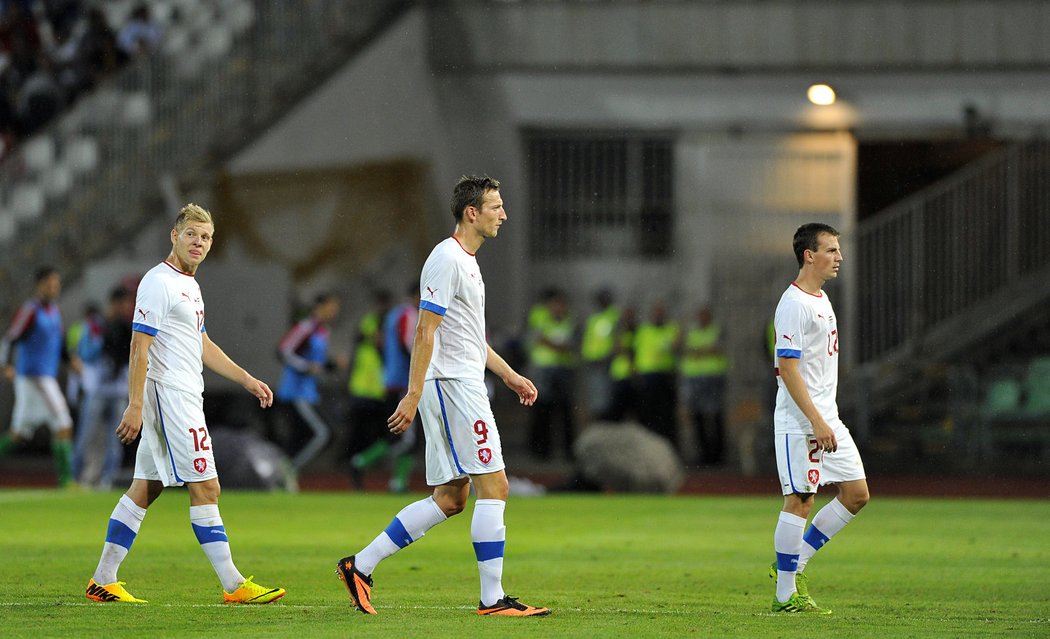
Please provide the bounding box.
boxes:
[175,203,214,232]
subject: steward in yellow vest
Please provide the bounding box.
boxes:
[346,290,392,484]
[682,307,728,466]
[606,306,638,422]
[526,288,577,459]
[634,301,680,447]
[580,289,620,420]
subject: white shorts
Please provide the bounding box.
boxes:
[775,421,866,496]
[11,375,73,436]
[419,378,505,486]
[133,380,217,487]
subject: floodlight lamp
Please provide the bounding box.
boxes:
[807,84,837,106]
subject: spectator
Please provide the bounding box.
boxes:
[71,286,134,489]
[350,283,419,493]
[63,301,102,414]
[41,0,84,44]
[526,288,577,459]
[605,306,638,422]
[116,3,162,58]
[273,292,346,471]
[634,301,680,447]
[0,266,81,488]
[75,7,125,89]
[580,288,620,422]
[16,53,64,135]
[681,306,729,466]
[345,289,391,485]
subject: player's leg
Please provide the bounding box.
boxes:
[771,433,830,612]
[337,482,459,615]
[796,426,869,572]
[774,493,812,601]
[35,376,75,487]
[471,470,509,607]
[456,380,547,617]
[337,381,460,614]
[387,423,416,493]
[471,470,550,617]
[796,478,868,572]
[288,399,331,470]
[187,478,243,592]
[356,481,461,575]
[86,478,163,603]
[99,395,126,488]
[2,376,32,456]
[184,478,285,604]
[348,398,390,486]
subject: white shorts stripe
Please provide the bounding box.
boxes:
[434,380,465,475]
[155,384,184,483]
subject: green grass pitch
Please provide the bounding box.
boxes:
[1,489,1048,638]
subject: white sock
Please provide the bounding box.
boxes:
[471,499,507,607]
[797,498,854,572]
[93,495,146,584]
[773,511,806,603]
[190,504,244,592]
[355,496,447,576]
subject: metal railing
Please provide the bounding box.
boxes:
[855,139,1050,365]
[0,0,412,316]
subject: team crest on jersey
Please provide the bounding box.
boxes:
[808,469,820,485]
[478,448,492,465]
[194,458,208,474]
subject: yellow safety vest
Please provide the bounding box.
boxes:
[529,314,576,368]
[581,306,620,363]
[348,312,384,400]
[609,329,634,380]
[680,323,729,377]
[634,322,679,374]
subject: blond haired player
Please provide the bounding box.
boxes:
[85,204,285,605]
[770,223,870,614]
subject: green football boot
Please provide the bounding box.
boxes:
[771,592,832,615]
[769,561,816,606]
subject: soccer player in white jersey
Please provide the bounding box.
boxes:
[336,176,550,617]
[84,204,285,605]
[769,223,870,614]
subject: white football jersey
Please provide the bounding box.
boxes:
[132,261,206,396]
[418,237,488,384]
[773,282,839,434]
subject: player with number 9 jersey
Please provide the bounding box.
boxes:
[336,176,549,618]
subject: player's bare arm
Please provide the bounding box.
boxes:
[778,356,837,452]
[201,332,273,408]
[388,308,441,434]
[117,330,155,445]
[486,345,538,406]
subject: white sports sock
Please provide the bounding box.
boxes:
[93,495,147,584]
[471,499,507,607]
[190,504,244,592]
[797,498,854,572]
[355,496,447,576]
[773,511,806,603]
